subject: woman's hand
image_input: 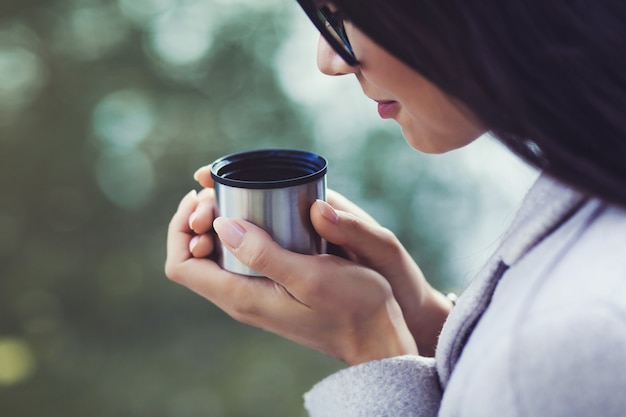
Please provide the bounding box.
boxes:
[166,164,452,361]
[309,191,453,357]
[165,188,417,365]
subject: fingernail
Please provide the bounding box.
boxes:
[193,165,210,182]
[213,218,246,249]
[316,200,338,224]
[189,212,197,230]
[189,235,200,253]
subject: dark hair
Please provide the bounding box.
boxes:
[333,0,626,207]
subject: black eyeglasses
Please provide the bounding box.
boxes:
[296,0,358,66]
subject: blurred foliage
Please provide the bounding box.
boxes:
[0,0,532,415]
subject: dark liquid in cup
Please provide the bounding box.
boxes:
[211,149,327,189]
[220,165,312,182]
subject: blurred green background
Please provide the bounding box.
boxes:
[0,0,537,415]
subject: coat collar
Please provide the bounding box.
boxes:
[436,172,588,386]
[497,173,589,266]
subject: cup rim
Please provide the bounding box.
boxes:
[210,148,327,189]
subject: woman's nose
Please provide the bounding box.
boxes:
[316,36,357,76]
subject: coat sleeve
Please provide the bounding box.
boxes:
[303,355,442,417]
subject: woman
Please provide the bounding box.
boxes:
[165,1,626,415]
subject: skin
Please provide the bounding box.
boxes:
[167,187,423,364]
[319,19,485,153]
[165,17,485,365]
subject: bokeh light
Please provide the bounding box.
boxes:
[95,150,155,209]
[53,1,130,61]
[0,337,36,386]
[0,25,47,124]
[118,0,175,25]
[147,1,216,67]
[92,89,155,154]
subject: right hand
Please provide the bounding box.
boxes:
[188,166,452,356]
[310,190,452,356]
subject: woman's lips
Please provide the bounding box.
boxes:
[376,101,399,119]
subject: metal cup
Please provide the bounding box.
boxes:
[211,149,328,276]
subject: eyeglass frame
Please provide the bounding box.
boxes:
[295,0,359,66]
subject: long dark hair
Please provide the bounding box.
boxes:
[334,0,626,207]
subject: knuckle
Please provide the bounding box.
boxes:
[230,304,253,322]
[228,298,261,324]
[242,240,274,274]
[345,214,400,247]
[164,261,184,284]
[377,226,403,255]
[343,212,362,230]
[295,257,337,300]
[339,214,365,242]
[191,234,214,258]
[378,226,400,245]
[197,187,215,200]
[298,276,325,302]
[193,204,215,232]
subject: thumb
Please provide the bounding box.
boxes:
[311,200,410,272]
[212,217,312,290]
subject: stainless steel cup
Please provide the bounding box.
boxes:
[211,149,328,276]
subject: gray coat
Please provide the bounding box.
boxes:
[304,173,626,416]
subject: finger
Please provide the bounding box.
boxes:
[311,200,408,271]
[193,165,214,188]
[316,191,423,283]
[165,190,199,276]
[212,217,320,294]
[326,189,379,225]
[189,233,214,258]
[310,199,431,329]
[189,188,217,234]
[197,187,215,200]
[166,193,313,334]
[212,217,390,310]
[168,255,294,321]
